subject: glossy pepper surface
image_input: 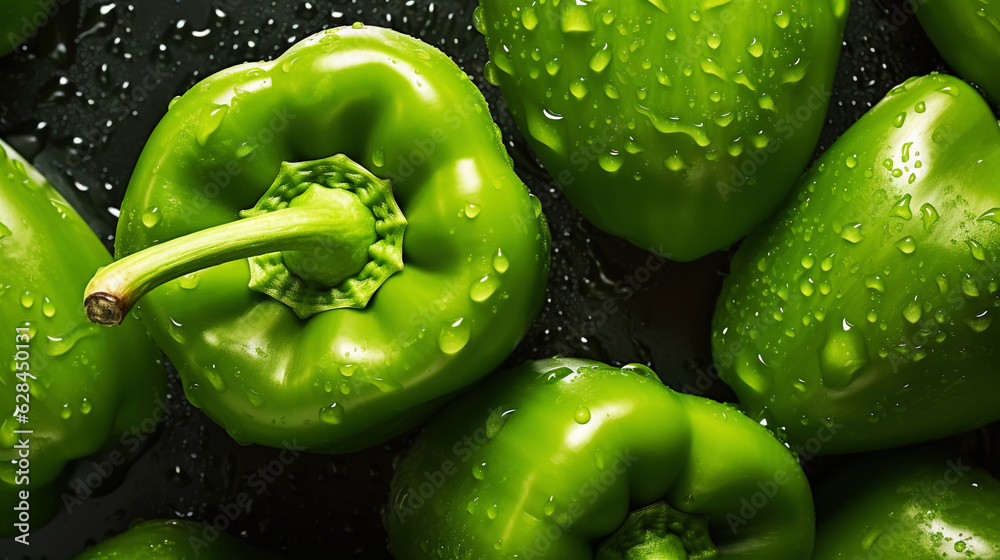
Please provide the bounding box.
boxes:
[475,0,847,260]
[915,0,1000,104]
[712,74,1000,455]
[0,140,165,536]
[84,25,550,453]
[812,447,1000,559]
[71,519,277,559]
[385,358,814,560]
[0,0,54,58]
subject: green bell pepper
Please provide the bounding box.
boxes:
[475,0,847,260]
[712,73,1000,455]
[83,25,550,453]
[0,0,54,57]
[0,140,165,538]
[71,519,277,559]
[915,0,1000,104]
[812,447,1000,559]
[385,358,814,560]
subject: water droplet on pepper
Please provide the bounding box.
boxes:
[319,403,344,424]
[439,318,470,354]
[819,320,868,388]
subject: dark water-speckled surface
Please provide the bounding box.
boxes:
[1,0,997,557]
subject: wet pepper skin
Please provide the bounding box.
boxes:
[71,519,278,559]
[386,358,814,560]
[713,74,1000,455]
[0,140,165,536]
[476,0,847,260]
[915,0,1000,104]
[103,26,550,453]
[812,447,1000,559]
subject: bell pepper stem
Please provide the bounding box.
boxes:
[85,206,349,326]
[596,502,719,560]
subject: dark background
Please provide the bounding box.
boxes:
[0,0,997,558]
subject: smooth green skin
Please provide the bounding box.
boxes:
[0,140,165,536]
[712,74,1000,455]
[0,0,54,57]
[112,25,550,453]
[385,358,814,560]
[915,0,1000,105]
[72,519,278,559]
[812,447,1000,559]
[476,0,848,261]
